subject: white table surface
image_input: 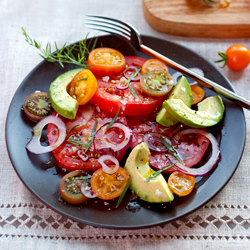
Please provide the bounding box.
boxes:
[1,0,250,249]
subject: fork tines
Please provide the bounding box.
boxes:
[85,14,131,41]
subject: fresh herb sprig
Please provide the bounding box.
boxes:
[160,136,185,165]
[145,162,176,182]
[84,119,97,152]
[105,107,121,131]
[125,68,141,99]
[115,176,131,208]
[21,27,96,68]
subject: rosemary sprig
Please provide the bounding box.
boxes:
[77,78,88,82]
[160,136,185,165]
[21,27,97,68]
[115,176,131,208]
[84,119,97,152]
[145,163,176,182]
[125,68,141,99]
[105,107,121,131]
[67,125,80,137]
[67,136,88,148]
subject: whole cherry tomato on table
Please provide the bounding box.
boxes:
[215,44,250,71]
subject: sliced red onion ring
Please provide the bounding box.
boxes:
[93,122,132,152]
[81,178,97,198]
[169,129,220,177]
[97,154,120,174]
[143,132,170,152]
[26,115,66,154]
[172,67,204,86]
[116,76,128,90]
[77,149,89,162]
[123,65,141,81]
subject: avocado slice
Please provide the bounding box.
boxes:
[163,96,224,128]
[124,142,174,203]
[156,76,193,127]
[49,68,82,119]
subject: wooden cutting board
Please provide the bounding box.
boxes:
[142,0,250,38]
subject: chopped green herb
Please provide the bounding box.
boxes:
[67,125,79,137]
[67,138,88,148]
[105,107,121,131]
[77,78,87,82]
[115,176,131,208]
[84,119,97,152]
[125,68,141,99]
[160,136,185,165]
[145,162,176,182]
[203,0,216,7]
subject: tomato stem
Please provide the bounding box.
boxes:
[215,52,228,68]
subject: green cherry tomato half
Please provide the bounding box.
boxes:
[140,70,174,97]
[59,170,91,204]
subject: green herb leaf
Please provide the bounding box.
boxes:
[125,68,141,99]
[115,176,131,208]
[85,119,97,152]
[160,136,185,165]
[145,162,176,182]
[105,107,121,131]
[77,78,87,82]
[21,27,94,68]
[203,0,216,7]
[67,125,79,137]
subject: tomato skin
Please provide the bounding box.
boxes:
[68,69,97,105]
[87,48,126,77]
[168,171,195,196]
[59,170,90,204]
[91,167,130,200]
[89,56,168,116]
[141,58,169,74]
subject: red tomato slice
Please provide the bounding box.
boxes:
[47,104,127,172]
[89,56,168,116]
[128,116,209,173]
[150,130,209,173]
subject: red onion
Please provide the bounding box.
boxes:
[97,154,120,174]
[81,178,97,198]
[93,123,132,152]
[123,65,141,81]
[77,149,89,162]
[143,132,170,152]
[26,115,66,154]
[116,76,128,90]
[172,67,204,86]
[169,129,220,176]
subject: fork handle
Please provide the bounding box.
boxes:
[140,44,250,110]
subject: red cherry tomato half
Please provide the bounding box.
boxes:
[59,170,90,204]
[91,167,130,200]
[168,171,195,196]
[87,47,126,77]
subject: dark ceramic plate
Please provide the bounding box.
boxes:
[5,35,245,229]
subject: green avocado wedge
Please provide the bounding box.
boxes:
[49,68,82,119]
[156,76,193,127]
[163,96,225,128]
[124,142,174,203]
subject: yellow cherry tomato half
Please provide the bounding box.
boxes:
[191,85,205,105]
[141,58,169,74]
[68,69,97,105]
[168,171,195,197]
[87,47,126,77]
